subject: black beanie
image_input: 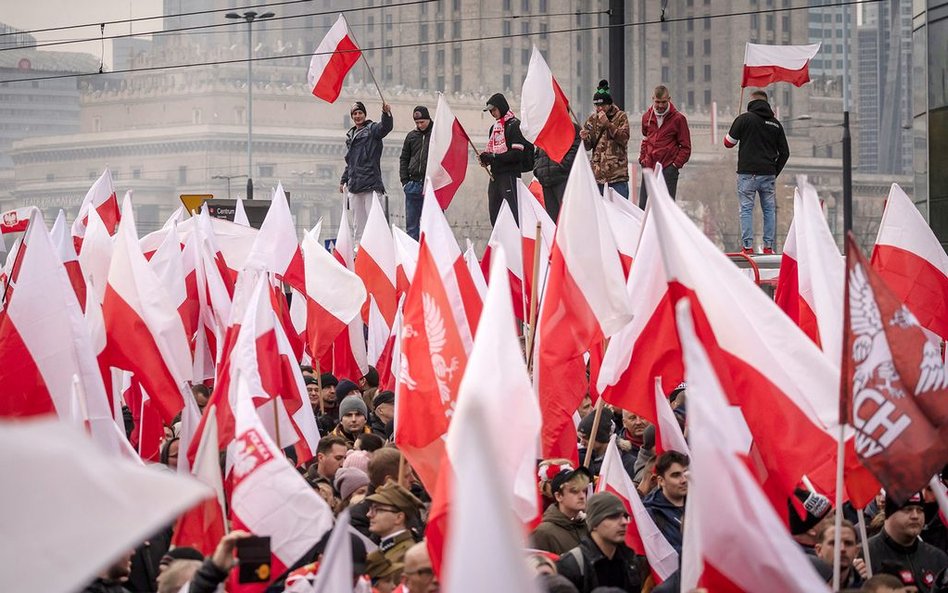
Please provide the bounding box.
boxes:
[578,409,614,444]
[412,105,430,120]
[351,101,366,115]
[593,79,613,105]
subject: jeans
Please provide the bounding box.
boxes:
[638,165,679,209]
[598,181,630,199]
[737,173,776,250]
[403,181,423,240]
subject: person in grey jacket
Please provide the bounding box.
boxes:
[340,101,393,239]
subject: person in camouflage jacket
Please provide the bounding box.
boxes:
[580,80,631,198]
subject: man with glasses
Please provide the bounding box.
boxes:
[364,480,424,567]
[401,541,438,593]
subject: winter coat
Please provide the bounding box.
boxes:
[330,423,373,449]
[530,503,589,555]
[643,488,685,554]
[533,123,581,187]
[725,99,790,176]
[582,105,631,185]
[399,125,431,184]
[867,529,948,593]
[556,536,644,593]
[483,117,534,177]
[638,102,692,170]
[341,111,394,194]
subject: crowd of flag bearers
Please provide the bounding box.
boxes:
[2,12,948,593]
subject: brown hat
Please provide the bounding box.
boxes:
[365,551,404,580]
[365,480,424,517]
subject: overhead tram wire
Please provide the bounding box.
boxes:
[0,0,884,86]
[0,0,440,53]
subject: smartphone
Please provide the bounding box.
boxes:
[236,536,271,583]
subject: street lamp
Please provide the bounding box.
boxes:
[211,173,248,200]
[226,10,275,200]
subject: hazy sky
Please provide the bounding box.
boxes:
[5,0,163,67]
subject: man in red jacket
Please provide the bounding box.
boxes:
[638,85,692,208]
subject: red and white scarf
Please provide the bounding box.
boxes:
[487,111,516,155]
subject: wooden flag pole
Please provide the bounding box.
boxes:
[397,450,407,489]
[272,397,283,452]
[524,222,543,374]
[737,86,746,115]
[315,361,326,416]
[856,511,873,579]
[342,14,386,104]
[583,397,606,469]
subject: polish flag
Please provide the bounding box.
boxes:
[301,226,365,361]
[149,222,193,339]
[641,169,877,506]
[393,225,419,298]
[601,190,645,278]
[139,207,184,259]
[50,210,87,309]
[72,168,120,251]
[377,296,403,392]
[0,209,127,457]
[355,194,398,327]
[742,42,821,88]
[480,201,525,321]
[308,14,361,103]
[425,94,473,209]
[394,239,468,491]
[420,181,482,351]
[520,45,574,163]
[516,179,556,318]
[599,206,681,427]
[229,372,335,588]
[774,217,803,327]
[676,298,831,593]
[0,206,36,234]
[366,296,390,367]
[430,246,542,576]
[871,182,948,341]
[527,178,545,208]
[653,378,690,456]
[332,209,368,381]
[536,149,633,460]
[123,378,164,463]
[172,405,227,556]
[77,205,114,305]
[176,212,259,286]
[464,240,488,301]
[598,435,679,583]
[244,183,306,296]
[101,197,191,424]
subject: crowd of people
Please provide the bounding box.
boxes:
[83,362,948,593]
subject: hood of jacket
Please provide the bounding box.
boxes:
[747,99,775,119]
[486,93,510,117]
[542,502,585,530]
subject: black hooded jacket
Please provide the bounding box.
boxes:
[726,99,790,176]
[483,93,534,176]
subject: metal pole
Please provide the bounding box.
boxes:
[246,18,254,200]
[842,3,851,234]
[609,0,625,108]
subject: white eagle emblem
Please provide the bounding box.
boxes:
[422,292,459,415]
[849,264,899,397]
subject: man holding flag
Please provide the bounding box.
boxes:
[340,101,393,239]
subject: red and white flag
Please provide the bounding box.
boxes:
[520,45,574,163]
[172,405,226,556]
[464,240,488,301]
[229,372,334,587]
[654,378,690,456]
[598,435,678,583]
[355,194,398,327]
[843,233,948,502]
[234,196,250,226]
[72,168,120,251]
[480,201,525,321]
[101,197,191,424]
[425,94,473,209]
[872,182,948,342]
[50,210,87,308]
[307,14,361,103]
[0,206,36,234]
[601,190,644,278]
[774,217,803,328]
[517,179,556,315]
[536,149,633,460]
[676,298,831,593]
[393,225,419,298]
[244,183,307,295]
[742,42,821,88]
[301,225,365,361]
[77,204,114,304]
[332,208,368,381]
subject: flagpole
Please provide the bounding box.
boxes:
[737,86,745,115]
[315,361,326,416]
[856,512,873,579]
[832,425,845,591]
[272,398,282,452]
[342,14,385,104]
[397,450,407,489]
[834,232,854,592]
[524,223,542,373]
[567,104,581,127]
[583,397,606,469]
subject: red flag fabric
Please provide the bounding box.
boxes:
[0,206,36,234]
[50,210,87,310]
[480,201,525,321]
[172,405,227,555]
[244,183,307,295]
[843,232,948,502]
[355,194,398,327]
[72,168,120,251]
[331,209,368,381]
[520,46,574,163]
[425,95,472,209]
[307,14,361,103]
[742,42,821,88]
[871,182,948,342]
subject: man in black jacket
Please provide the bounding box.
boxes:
[556,492,644,593]
[724,89,790,255]
[340,101,393,239]
[866,493,948,593]
[479,93,534,227]
[533,122,581,223]
[399,105,431,240]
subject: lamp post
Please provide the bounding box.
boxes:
[211,174,248,200]
[226,10,275,200]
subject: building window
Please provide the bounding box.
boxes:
[782,16,790,31]
[503,47,511,64]
[704,90,712,105]
[662,66,670,81]
[521,21,529,34]
[687,66,694,82]
[453,47,461,64]
[368,16,374,33]
[385,64,393,80]
[687,91,694,106]
[437,75,445,90]
[766,15,775,31]
[704,16,710,30]
[258,164,274,178]
[503,0,511,10]
[420,51,428,67]
[192,108,202,124]
[437,22,444,39]
[687,19,694,32]
[503,74,512,89]
[46,173,54,182]
[437,49,445,66]
[522,0,529,10]
[385,15,392,31]
[661,41,669,58]
[540,0,547,10]
[751,14,759,29]
[703,38,711,54]
[453,21,461,37]
[178,166,187,185]
[704,64,711,80]
[453,0,460,9]
[503,21,511,35]
[687,41,694,56]
[522,49,530,65]
[539,23,548,39]
[577,37,582,51]
[453,74,461,91]
[132,168,141,179]
[420,24,428,41]
[385,40,393,56]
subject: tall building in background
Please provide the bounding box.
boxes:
[857,0,913,175]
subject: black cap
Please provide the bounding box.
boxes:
[320,373,338,388]
[351,101,366,115]
[550,465,592,494]
[578,408,614,444]
[593,79,613,106]
[412,105,430,120]
[160,547,204,566]
[372,390,395,408]
[336,379,360,399]
[362,365,379,388]
[885,491,924,516]
[304,376,318,386]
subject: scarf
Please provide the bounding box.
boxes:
[487,111,516,154]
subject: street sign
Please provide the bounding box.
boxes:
[179,194,214,214]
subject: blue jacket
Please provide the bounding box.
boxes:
[643,488,685,555]
[341,111,394,194]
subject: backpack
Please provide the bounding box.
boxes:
[504,117,535,173]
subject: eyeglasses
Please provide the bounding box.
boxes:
[367,504,401,515]
[404,567,434,578]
